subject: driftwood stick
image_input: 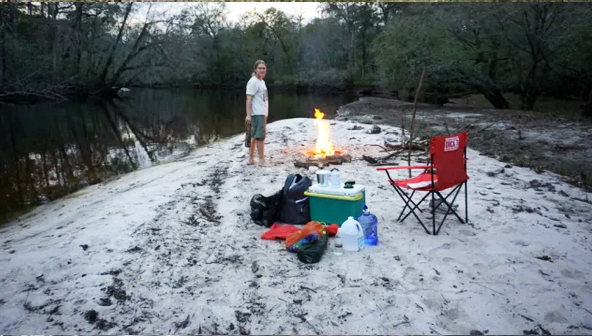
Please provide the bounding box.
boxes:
[384,141,400,148]
[362,155,378,164]
[373,144,427,163]
[572,197,592,205]
[380,150,403,161]
[471,122,496,135]
[369,141,426,151]
[369,162,401,167]
[457,122,473,132]
[365,144,390,152]
[404,144,426,151]
[408,69,425,178]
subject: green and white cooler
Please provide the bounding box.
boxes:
[304,183,366,226]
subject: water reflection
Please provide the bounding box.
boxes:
[0,88,355,222]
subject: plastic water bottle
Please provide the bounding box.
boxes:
[333,232,343,255]
[357,205,378,246]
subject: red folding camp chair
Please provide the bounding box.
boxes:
[377,132,469,235]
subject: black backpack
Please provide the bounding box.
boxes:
[279,173,312,225]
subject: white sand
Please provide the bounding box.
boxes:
[1,118,591,335]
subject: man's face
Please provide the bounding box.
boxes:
[256,64,267,79]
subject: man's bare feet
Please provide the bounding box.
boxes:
[247,160,256,165]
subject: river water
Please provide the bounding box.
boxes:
[0,88,356,221]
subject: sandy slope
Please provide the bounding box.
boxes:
[1,118,591,335]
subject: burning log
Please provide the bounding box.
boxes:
[294,154,352,169]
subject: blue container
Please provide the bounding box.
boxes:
[357,205,378,246]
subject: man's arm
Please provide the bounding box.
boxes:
[246,95,253,122]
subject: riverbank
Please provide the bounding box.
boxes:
[0,82,360,106]
[1,118,591,335]
[335,97,592,191]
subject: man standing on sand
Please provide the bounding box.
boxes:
[245,60,269,165]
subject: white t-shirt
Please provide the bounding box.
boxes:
[246,76,268,117]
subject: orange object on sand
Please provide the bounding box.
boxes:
[285,221,324,247]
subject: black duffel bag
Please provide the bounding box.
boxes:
[250,191,283,227]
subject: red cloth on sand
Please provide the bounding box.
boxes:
[325,224,339,236]
[261,223,301,240]
[261,223,340,240]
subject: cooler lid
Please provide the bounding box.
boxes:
[308,183,365,197]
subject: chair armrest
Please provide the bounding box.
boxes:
[376,165,433,171]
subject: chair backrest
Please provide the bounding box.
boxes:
[429,132,468,190]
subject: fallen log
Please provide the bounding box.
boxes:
[362,155,378,164]
[369,162,401,167]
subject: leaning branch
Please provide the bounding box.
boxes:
[407,69,426,177]
[97,3,133,85]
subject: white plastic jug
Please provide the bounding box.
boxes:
[339,216,364,252]
[329,168,341,188]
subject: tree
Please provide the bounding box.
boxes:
[243,7,297,81]
[446,4,512,109]
[493,3,592,110]
[322,2,359,75]
[0,2,591,105]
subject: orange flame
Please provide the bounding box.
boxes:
[311,108,335,158]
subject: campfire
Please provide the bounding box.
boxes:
[295,108,351,169]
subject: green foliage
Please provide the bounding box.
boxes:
[372,3,592,109]
[0,2,590,109]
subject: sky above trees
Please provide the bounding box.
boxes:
[139,1,323,24]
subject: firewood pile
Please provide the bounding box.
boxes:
[293,153,352,169]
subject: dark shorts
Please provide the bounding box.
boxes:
[251,115,266,139]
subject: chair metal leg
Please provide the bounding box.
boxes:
[391,183,470,236]
[393,188,423,221]
[392,186,411,221]
[434,185,465,224]
[432,184,461,212]
[465,181,468,223]
[397,189,415,221]
[434,187,464,235]
[392,186,424,221]
[393,186,430,234]
[436,189,465,224]
[399,191,431,223]
[432,190,436,235]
